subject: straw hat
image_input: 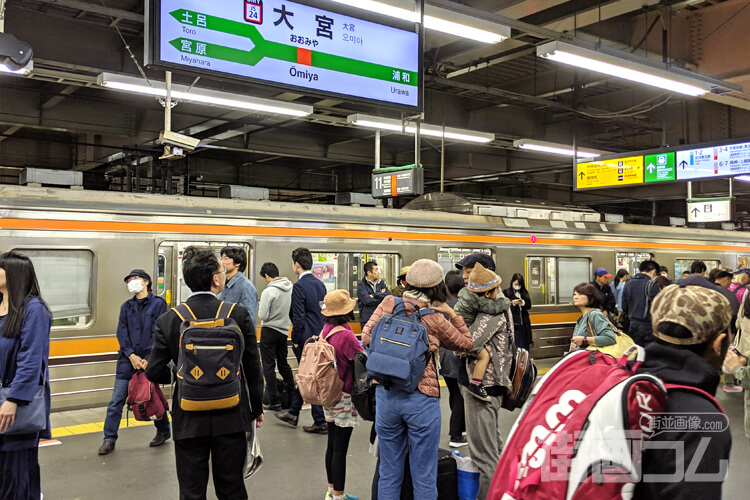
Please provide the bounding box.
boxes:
[321,289,357,317]
[466,263,501,293]
[406,259,444,288]
[398,266,411,278]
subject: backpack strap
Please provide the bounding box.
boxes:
[172,303,196,322]
[665,383,725,413]
[215,301,237,320]
[322,325,347,342]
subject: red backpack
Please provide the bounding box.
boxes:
[127,371,169,422]
[488,347,668,500]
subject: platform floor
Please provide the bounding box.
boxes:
[40,372,750,499]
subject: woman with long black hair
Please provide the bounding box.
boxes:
[503,273,533,350]
[0,251,51,500]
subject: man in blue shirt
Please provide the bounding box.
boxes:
[274,247,328,434]
[219,246,258,321]
[357,260,390,328]
[98,269,170,455]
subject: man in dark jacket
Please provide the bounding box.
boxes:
[634,282,732,499]
[591,267,616,314]
[275,247,328,433]
[357,260,390,328]
[98,269,169,455]
[622,260,660,346]
[146,248,263,500]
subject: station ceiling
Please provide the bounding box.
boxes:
[2,0,750,225]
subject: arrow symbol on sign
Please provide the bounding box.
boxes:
[691,207,700,217]
[680,160,688,169]
[579,171,585,179]
[647,163,656,173]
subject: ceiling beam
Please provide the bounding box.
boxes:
[32,0,143,23]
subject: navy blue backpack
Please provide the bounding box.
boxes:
[367,298,436,393]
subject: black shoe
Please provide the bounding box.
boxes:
[468,383,491,402]
[274,411,299,427]
[303,423,328,434]
[449,436,468,448]
[98,440,115,455]
[149,431,170,447]
[263,402,282,411]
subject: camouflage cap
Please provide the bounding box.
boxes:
[651,284,732,345]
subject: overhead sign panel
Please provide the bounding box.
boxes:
[576,156,644,189]
[687,198,732,223]
[372,167,424,198]
[644,152,675,182]
[676,142,750,180]
[146,0,421,109]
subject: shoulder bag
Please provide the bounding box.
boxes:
[585,311,636,359]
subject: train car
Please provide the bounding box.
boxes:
[0,185,747,411]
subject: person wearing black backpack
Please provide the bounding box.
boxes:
[146,247,264,500]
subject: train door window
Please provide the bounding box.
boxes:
[615,252,654,275]
[674,259,721,278]
[526,257,590,305]
[158,241,252,307]
[310,253,348,294]
[738,255,750,269]
[18,249,94,327]
[437,248,494,275]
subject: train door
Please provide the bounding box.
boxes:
[157,245,173,306]
[158,241,252,307]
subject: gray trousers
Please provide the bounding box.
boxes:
[461,386,505,500]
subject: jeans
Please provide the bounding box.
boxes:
[375,386,441,499]
[260,327,296,405]
[462,385,504,500]
[103,377,170,441]
[288,343,325,425]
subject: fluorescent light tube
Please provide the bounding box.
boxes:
[0,60,32,76]
[537,41,712,97]
[98,73,313,117]
[327,0,419,22]
[348,114,495,143]
[514,139,608,158]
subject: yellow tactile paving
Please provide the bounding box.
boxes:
[51,417,162,438]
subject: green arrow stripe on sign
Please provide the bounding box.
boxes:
[168,9,417,86]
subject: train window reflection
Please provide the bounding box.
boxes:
[526,257,591,305]
[437,248,494,275]
[17,249,94,327]
[674,258,720,278]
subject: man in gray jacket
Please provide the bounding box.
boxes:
[258,262,295,411]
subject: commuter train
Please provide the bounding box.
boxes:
[1,185,747,411]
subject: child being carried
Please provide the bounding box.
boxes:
[455,263,510,402]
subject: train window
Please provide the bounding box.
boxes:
[158,241,252,307]
[18,249,94,327]
[738,255,750,269]
[526,257,591,305]
[437,248,494,274]
[674,259,721,278]
[615,252,654,275]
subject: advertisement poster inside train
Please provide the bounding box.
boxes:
[153,0,420,108]
[575,156,644,189]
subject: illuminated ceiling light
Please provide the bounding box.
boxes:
[348,114,495,144]
[0,60,32,76]
[328,0,509,44]
[537,41,742,97]
[514,139,608,158]
[97,72,313,118]
[736,175,750,183]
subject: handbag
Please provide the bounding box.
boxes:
[0,383,47,435]
[585,312,636,359]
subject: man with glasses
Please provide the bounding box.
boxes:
[219,246,258,321]
[146,246,264,499]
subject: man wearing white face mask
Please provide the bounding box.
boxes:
[98,269,170,455]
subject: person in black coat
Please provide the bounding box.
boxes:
[146,247,263,500]
[503,273,533,350]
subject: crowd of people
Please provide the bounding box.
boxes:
[0,247,745,499]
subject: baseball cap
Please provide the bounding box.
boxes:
[124,269,152,284]
[714,270,733,280]
[455,253,496,272]
[651,283,732,345]
[594,267,612,278]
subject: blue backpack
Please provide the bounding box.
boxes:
[367,298,436,393]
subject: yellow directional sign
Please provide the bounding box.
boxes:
[576,156,644,190]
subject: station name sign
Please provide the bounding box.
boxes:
[146,0,421,109]
[575,138,750,190]
[372,167,424,198]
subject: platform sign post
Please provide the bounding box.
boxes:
[371,167,423,198]
[686,198,733,223]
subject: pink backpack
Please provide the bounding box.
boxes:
[488,347,668,500]
[296,327,345,406]
[127,371,169,422]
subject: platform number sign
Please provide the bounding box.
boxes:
[372,168,424,198]
[245,0,262,24]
